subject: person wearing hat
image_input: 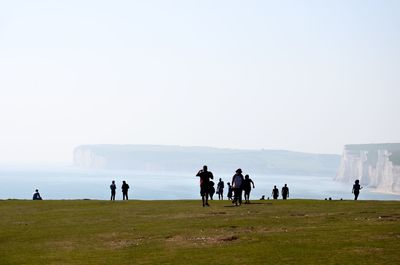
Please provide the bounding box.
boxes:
[231,168,244,206]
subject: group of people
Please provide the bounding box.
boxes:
[110,180,130,200]
[269,184,290,200]
[31,168,363,202]
[196,166,257,207]
[195,165,365,206]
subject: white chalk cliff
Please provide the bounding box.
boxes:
[73,147,107,168]
[335,143,400,194]
[73,144,340,175]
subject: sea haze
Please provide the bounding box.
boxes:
[0,165,399,201]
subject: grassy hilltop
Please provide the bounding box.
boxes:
[0,200,399,265]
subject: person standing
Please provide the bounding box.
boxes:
[217,178,224,200]
[272,185,279,200]
[227,182,233,200]
[209,180,215,200]
[196,165,214,207]
[110,180,117,201]
[243,174,255,204]
[281,184,289,200]
[231,168,244,206]
[352,179,363,200]
[32,189,42,200]
[122,181,130,200]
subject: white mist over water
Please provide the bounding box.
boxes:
[0,165,399,201]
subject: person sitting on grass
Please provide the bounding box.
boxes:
[32,189,42,200]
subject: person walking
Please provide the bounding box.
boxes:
[243,174,255,204]
[281,184,289,200]
[272,185,279,200]
[231,168,244,206]
[217,178,224,200]
[196,165,214,207]
[110,180,117,201]
[352,179,363,200]
[122,181,130,200]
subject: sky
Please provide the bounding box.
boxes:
[0,0,399,163]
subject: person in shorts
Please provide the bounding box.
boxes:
[196,165,214,207]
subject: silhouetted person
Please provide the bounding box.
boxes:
[122,181,130,200]
[260,195,265,200]
[231,168,244,206]
[32,189,42,200]
[243,174,255,204]
[272,185,279,200]
[227,182,233,200]
[282,184,289,200]
[209,181,215,200]
[196,165,214,207]
[110,180,116,201]
[217,178,224,200]
[352,179,363,200]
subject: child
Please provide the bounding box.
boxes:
[227,182,233,200]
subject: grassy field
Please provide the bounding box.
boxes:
[0,199,399,265]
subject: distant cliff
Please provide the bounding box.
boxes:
[335,143,400,194]
[73,145,340,176]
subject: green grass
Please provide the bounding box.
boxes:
[0,199,399,264]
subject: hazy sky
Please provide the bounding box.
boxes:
[1,0,399,163]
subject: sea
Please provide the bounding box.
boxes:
[0,165,399,201]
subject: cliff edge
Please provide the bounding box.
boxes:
[335,143,400,194]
